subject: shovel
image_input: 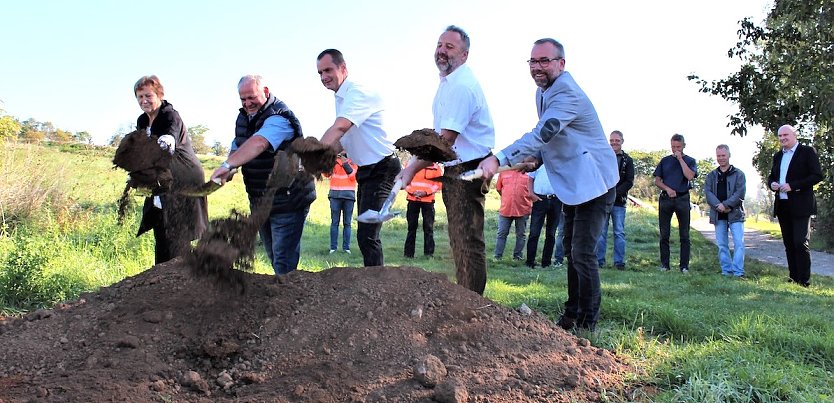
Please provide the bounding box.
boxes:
[356,178,404,224]
[431,163,531,184]
[180,169,238,197]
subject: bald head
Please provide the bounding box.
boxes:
[777,124,798,150]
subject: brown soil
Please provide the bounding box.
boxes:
[394,129,457,162]
[113,129,173,192]
[290,136,338,177]
[0,263,633,402]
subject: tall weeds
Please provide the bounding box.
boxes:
[0,143,71,232]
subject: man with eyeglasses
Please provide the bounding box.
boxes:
[478,38,618,333]
[397,25,495,295]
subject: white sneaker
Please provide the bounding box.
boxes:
[344,249,351,254]
[329,249,336,254]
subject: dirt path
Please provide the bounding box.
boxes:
[691,217,834,277]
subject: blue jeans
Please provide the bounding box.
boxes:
[526,196,562,267]
[596,205,626,266]
[495,215,529,259]
[715,220,745,276]
[258,206,309,276]
[554,210,566,264]
[562,187,615,330]
[329,197,354,251]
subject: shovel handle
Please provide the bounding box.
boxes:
[380,178,404,213]
[460,163,529,181]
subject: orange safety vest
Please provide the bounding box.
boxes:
[327,157,358,191]
[406,163,443,203]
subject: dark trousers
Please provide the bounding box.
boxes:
[405,200,436,257]
[562,187,615,330]
[152,221,173,265]
[443,162,489,295]
[776,203,813,285]
[658,192,691,269]
[526,196,562,267]
[355,154,401,267]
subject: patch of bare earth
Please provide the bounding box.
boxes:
[0,263,633,402]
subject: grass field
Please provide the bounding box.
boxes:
[2,143,833,402]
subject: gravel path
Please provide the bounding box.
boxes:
[692,217,834,277]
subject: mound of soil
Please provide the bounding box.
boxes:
[394,129,457,162]
[0,263,632,402]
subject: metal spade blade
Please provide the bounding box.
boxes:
[356,178,404,224]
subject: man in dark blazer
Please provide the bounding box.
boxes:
[767,124,823,287]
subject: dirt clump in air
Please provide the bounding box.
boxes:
[0,262,636,402]
[394,128,457,162]
[290,136,338,177]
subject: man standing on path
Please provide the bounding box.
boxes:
[526,165,563,269]
[704,144,746,277]
[478,38,618,332]
[653,134,697,273]
[211,75,316,276]
[397,25,495,295]
[768,124,823,287]
[316,49,400,267]
[596,130,634,270]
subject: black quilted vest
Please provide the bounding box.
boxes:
[234,96,316,213]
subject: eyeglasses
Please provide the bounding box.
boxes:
[527,57,562,67]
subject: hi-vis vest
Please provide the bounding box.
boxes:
[328,158,358,191]
[406,163,442,203]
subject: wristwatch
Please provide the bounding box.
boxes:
[221,161,234,170]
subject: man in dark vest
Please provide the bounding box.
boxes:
[211,75,316,276]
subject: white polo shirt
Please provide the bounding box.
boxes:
[432,64,495,166]
[335,79,395,167]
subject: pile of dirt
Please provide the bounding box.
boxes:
[394,129,457,162]
[0,263,633,402]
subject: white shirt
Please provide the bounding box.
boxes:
[432,64,495,166]
[779,142,798,199]
[335,79,395,167]
[530,165,555,196]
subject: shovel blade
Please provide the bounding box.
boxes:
[356,209,400,224]
[180,180,223,197]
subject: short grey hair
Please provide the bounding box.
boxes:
[238,74,266,91]
[716,144,730,154]
[445,25,470,50]
[534,38,565,59]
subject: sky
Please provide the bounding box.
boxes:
[1,0,773,196]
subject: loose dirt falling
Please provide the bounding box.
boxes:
[394,128,457,162]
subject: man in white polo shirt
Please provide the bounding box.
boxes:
[398,25,495,295]
[317,48,400,267]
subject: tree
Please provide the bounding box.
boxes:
[187,124,211,155]
[0,115,21,141]
[74,131,92,144]
[211,141,229,157]
[689,0,834,246]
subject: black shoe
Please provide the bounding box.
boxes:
[615,264,625,271]
[555,315,576,331]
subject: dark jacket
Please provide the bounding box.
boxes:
[136,101,208,242]
[767,143,823,217]
[614,151,634,207]
[234,95,316,214]
[704,165,746,224]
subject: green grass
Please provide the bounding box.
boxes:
[2,143,834,402]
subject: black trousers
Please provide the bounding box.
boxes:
[404,200,436,257]
[526,196,562,267]
[658,192,691,269]
[776,203,813,286]
[355,154,401,267]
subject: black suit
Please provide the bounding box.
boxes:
[767,143,823,286]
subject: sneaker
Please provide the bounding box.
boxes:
[615,264,625,271]
[344,249,351,254]
[329,249,336,254]
[555,315,576,331]
[659,266,670,272]
[553,261,564,267]
[680,267,689,274]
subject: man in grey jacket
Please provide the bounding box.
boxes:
[704,144,746,277]
[478,38,618,332]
